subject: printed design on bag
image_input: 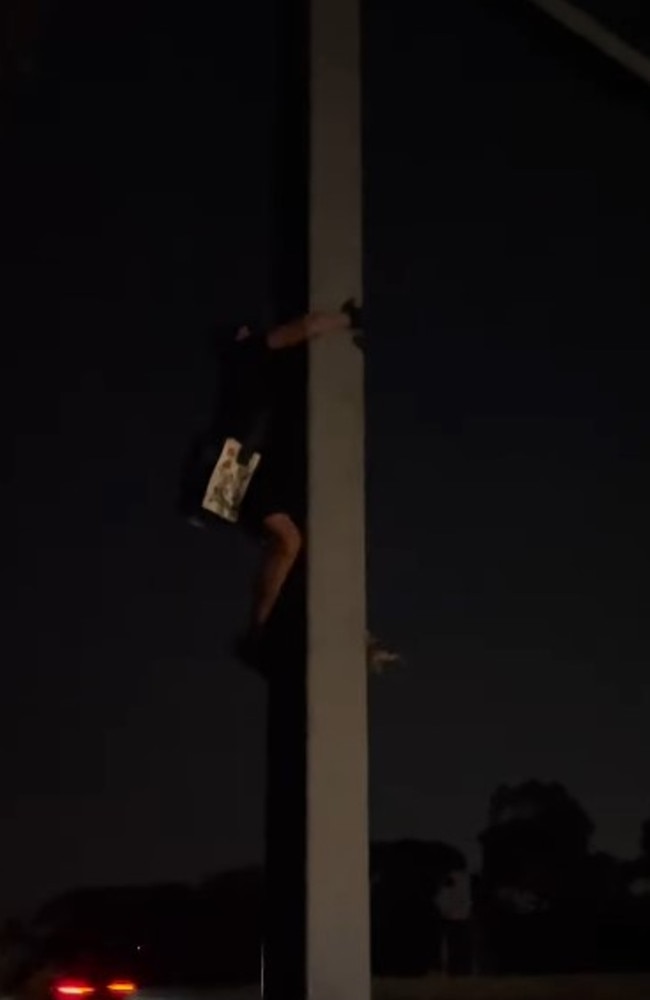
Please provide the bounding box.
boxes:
[201,438,261,523]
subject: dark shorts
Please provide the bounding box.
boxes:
[239,446,304,536]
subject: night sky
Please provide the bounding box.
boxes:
[2,0,650,918]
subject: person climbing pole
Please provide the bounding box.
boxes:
[184,300,399,675]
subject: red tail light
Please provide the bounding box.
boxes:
[54,983,96,997]
[107,984,136,996]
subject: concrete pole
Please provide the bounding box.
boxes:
[307,0,370,997]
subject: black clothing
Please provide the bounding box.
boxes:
[214,333,306,531]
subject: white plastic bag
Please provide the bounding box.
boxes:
[200,437,261,523]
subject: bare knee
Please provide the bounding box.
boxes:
[264,513,302,560]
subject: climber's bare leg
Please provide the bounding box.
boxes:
[251,512,303,629]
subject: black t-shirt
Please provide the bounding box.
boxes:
[215,333,304,456]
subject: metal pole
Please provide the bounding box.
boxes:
[307,0,371,996]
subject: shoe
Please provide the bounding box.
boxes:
[235,629,269,678]
[341,297,363,330]
[366,633,402,674]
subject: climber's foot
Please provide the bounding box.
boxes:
[235,628,269,679]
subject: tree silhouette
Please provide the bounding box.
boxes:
[370,839,466,976]
[481,780,593,900]
[478,780,595,973]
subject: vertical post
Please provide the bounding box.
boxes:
[262,2,309,999]
[307,0,370,999]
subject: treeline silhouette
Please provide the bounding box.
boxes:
[1,781,649,983]
[476,780,650,976]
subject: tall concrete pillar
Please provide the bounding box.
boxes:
[307,0,370,997]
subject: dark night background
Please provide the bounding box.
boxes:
[2,0,650,921]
